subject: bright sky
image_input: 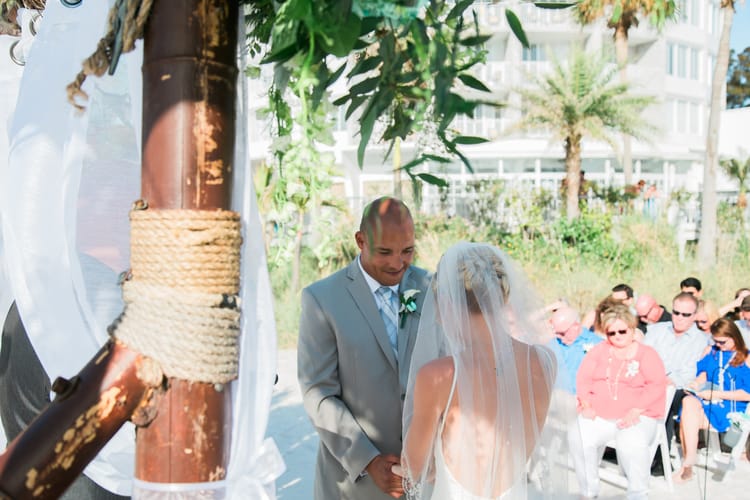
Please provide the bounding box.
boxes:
[731,3,750,53]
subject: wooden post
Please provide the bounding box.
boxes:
[135,0,238,485]
[0,1,241,496]
[0,342,152,499]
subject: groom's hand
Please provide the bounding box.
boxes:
[366,454,404,498]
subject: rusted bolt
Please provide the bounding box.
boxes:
[51,376,80,401]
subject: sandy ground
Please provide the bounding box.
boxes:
[268,349,749,500]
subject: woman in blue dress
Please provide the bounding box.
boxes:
[675,318,750,482]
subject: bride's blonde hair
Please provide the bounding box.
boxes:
[435,244,510,314]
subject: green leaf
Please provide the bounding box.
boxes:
[347,56,383,79]
[423,154,452,163]
[399,156,428,172]
[326,62,347,88]
[357,108,376,167]
[349,76,380,95]
[534,2,576,9]
[319,15,362,57]
[345,95,367,119]
[458,73,491,92]
[359,15,383,35]
[332,93,351,106]
[447,0,475,22]
[458,34,493,47]
[261,41,301,64]
[505,9,529,49]
[452,135,490,145]
[416,173,449,188]
[611,3,623,24]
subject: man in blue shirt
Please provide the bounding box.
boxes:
[549,306,602,394]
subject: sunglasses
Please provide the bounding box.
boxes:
[696,320,708,326]
[671,309,694,318]
[713,338,729,346]
[606,329,629,337]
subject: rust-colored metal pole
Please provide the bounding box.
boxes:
[136,0,238,484]
[0,341,153,499]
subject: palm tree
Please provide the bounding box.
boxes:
[698,0,738,268]
[720,154,750,208]
[511,50,655,219]
[575,0,676,184]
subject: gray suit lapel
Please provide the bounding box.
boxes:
[346,262,398,371]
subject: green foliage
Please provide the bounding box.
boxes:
[574,0,676,31]
[720,154,750,195]
[245,0,499,178]
[727,47,750,109]
[270,201,750,347]
[511,49,656,218]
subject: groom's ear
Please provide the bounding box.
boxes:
[355,231,366,251]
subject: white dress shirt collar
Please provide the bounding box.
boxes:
[357,255,399,296]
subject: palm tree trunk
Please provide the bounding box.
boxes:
[698,1,735,267]
[614,21,633,185]
[565,135,582,219]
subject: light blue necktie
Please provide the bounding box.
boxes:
[376,286,399,358]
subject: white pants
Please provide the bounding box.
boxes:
[569,414,658,500]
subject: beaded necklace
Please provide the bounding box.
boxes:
[606,346,636,401]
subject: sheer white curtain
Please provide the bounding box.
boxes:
[1,1,281,497]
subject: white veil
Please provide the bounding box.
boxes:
[402,242,571,499]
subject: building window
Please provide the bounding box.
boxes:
[522,44,545,62]
[690,48,699,80]
[691,0,700,27]
[667,43,675,75]
[677,100,687,134]
[689,102,700,135]
[677,46,687,78]
[676,0,688,22]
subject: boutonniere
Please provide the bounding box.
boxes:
[582,343,594,354]
[399,289,420,328]
[625,360,640,378]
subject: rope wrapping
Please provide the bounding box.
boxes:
[111,208,243,384]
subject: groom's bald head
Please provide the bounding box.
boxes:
[359,197,412,237]
[356,197,415,286]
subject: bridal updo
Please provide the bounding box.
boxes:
[434,243,510,314]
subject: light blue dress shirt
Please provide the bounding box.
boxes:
[550,327,602,394]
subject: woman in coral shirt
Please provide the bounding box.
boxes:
[572,303,667,499]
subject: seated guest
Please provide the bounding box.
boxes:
[735,296,750,344]
[572,304,666,499]
[549,306,602,394]
[719,287,750,320]
[584,285,634,329]
[680,277,703,298]
[674,319,750,482]
[643,292,709,451]
[611,283,635,308]
[695,299,720,334]
[635,294,671,334]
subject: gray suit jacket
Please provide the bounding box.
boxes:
[298,260,430,500]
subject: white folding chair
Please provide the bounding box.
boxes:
[598,385,675,492]
[707,403,750,478]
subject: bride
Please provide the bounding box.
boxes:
[401,242,565,499]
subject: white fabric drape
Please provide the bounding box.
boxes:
[1,1,282,497]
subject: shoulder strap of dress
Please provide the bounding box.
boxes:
[438,356,459,436]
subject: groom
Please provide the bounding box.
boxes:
[298,197,430,499]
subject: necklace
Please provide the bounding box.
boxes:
[606,347,634,401]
